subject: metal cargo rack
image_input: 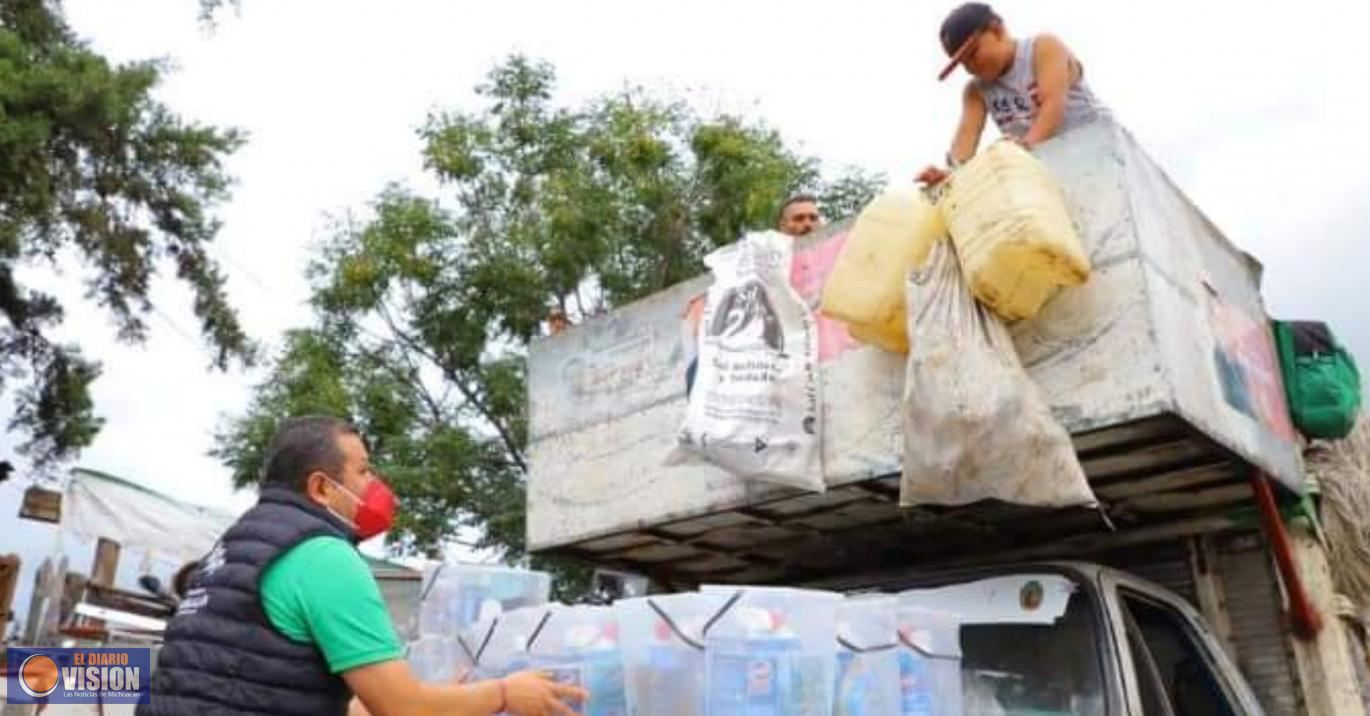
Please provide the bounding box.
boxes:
[526,121,1305,588]
[542,414,1272,587]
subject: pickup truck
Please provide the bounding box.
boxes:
[866,561,1266,716]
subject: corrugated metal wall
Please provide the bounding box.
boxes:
[1219,534,1302,716]
[1127,553,1199,606]
[1106,534,1301,716]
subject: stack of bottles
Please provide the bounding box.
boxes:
[414,579,969,716]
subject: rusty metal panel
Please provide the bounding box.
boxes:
[1219,533,1301,716]
[1115,126,1303,488]
[527,120,1302,557]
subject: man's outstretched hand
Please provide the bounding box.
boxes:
[502,670,588,716]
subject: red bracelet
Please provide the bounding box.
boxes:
[496,678,508,713]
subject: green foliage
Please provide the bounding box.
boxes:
[214,55,879,597]
[1,0,252,468]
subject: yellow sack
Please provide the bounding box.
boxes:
[941,141,1090,321]
[820,189,945,353]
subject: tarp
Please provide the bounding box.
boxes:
[60,468,239,565]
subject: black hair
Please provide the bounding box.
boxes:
[776,193,820,225]
[172,560,201,598]
[261,415,362,492]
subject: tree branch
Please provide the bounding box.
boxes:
[364,341,447,427]
[374,301,528,472]
[573,286,588,321]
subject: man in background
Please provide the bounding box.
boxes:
[776,193,823,237]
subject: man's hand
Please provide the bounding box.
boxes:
[502,671,588,716]
[344,659,586,716]
[917,165,951,186]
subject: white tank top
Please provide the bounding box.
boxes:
[977,35,1109,140]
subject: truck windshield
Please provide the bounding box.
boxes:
[897,572,1106,716]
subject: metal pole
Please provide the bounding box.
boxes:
[1251,471,1323,640]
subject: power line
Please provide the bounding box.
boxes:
[150,305,203,351]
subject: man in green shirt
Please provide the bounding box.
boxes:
[144,416,585,716]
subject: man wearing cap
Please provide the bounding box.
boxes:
[918,3,1110,185]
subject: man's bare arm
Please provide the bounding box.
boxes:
[1023,34,1073,147]
[344,661,585,716]
[949,81,989,165]
[918,82,987,185]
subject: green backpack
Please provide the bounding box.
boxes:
[1271,320,1363,440]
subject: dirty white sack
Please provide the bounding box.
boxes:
[900,240,1095,508]
[668,230,824,492]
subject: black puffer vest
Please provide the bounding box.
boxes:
[138,487,358,716]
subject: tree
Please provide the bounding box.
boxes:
[1,0,253,469]
[213,56,880,597]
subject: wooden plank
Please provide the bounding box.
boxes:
[90,537,121,588]
[638,528,786,568]
[72,602,165,632]
[669,553,753,575]
[61,572,88,626]
[758,490,870,517]
[849,482,898,503]
[615,541,707,565]
[689,524,803,551]
[1115,483,1252,514]
[39,557,68,644]
[791,502,903,532]
[655,511,761,539]
[1189,536,1237,661]
[0,554,18,630]
[21,558,51,644]
[1073,416,1187,455]
[1094,461,1240,500]
[576,533,659,554]
[84,583,175,619]
[1082,437,1220,481]
[18,485,61,523]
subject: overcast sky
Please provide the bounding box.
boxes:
[2,0,1367,520]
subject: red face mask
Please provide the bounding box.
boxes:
[325,476,397,541]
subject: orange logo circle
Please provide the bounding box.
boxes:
[20,654,59,698]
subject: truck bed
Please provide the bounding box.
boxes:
[525,121,1304,587]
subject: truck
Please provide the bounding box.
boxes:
[524,120,1370,715]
